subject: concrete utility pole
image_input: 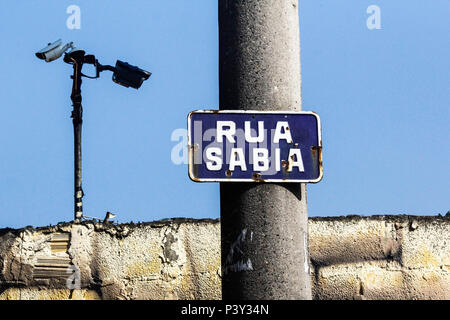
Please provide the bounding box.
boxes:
[219,0,312,299]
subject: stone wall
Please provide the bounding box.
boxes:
[0,215,448,300]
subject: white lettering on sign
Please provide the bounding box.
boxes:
[244,121,264,143]
[203,120,305,173]
[218,120,296,145]
[206,147,222,171]
[253,148,269,171]
[288,149,305,172]
[275,148,281,172]
[229,148,247,171]
[217,121,236,143]
[273,121,293,144]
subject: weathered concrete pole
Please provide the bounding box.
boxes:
[219,0,312,299]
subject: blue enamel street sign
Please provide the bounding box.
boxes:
[187,110,322,183]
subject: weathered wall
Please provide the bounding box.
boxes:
[0,216,448,300]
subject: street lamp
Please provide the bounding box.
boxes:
[35,39,151,222]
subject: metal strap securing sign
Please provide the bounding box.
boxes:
[188,110,323,183]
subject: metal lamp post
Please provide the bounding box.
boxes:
[36,39,151,221]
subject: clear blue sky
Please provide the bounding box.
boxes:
[0,1,448,228]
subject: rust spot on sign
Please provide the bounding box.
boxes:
[310,146,323,178]
[252,173,265,182]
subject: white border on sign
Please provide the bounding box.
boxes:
[187,110,323,183]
